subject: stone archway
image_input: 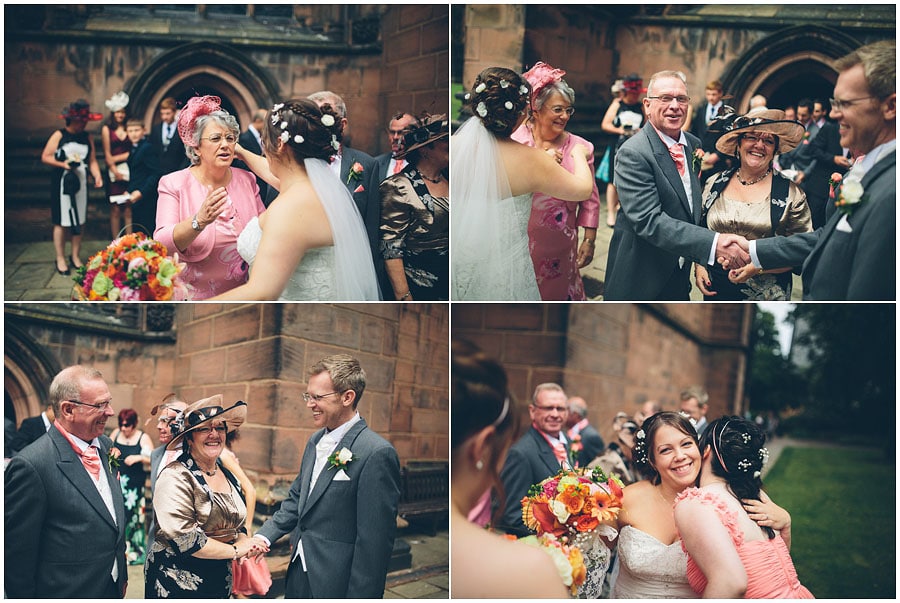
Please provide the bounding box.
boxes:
[722,25,861,112]
[4,323,60,428]
[125,42,281,130]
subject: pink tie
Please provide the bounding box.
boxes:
[82,445,102,480]
[669,143,686,176]
[393,159,405,174]
[535,426,569,467]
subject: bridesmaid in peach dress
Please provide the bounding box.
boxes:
[675,416,814,598]
[512,62,600,301]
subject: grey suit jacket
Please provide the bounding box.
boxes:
[604,125,715,300]
[257,417,401,598]
[341,148,386,296]
[498,427,566,537]
[756,150,895,300]
[5,426,127,598]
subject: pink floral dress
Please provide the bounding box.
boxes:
[154,168,264,300]
[676,488,814,599]
[512,125,600,300]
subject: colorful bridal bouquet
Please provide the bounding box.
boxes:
[72,232,189,301]
[517,533,587,596]
[521,467,623,598]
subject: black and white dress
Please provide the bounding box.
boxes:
[50,128,91,228]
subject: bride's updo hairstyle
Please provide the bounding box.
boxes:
[264,99,343,163]
[632,411,699,486]
[466,67,531,138]
[700,416,775,539]
[452,340,522,519]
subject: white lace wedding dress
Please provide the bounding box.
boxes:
[612,525,694,598]
[235,157,380,301]
[451,118,540,300]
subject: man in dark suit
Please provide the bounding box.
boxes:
[737,40,895,300]
[125,119,161,235]
[604,70,749,300]
[9,403,54,455]
[690,79,729,184]
[373,112,419,181]
[800,120,849,228]
[565,396,605,467]
[233,109,270,204]
[5,366,127,598]
[150,97,189,176]
[498,383,571,537]
[252,355,401,598]
[309,91,386,297]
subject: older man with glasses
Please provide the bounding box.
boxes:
[497,382,573,537]
[604,70,752,300]
[5,365,127,598]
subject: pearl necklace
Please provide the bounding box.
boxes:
[736,168,771,186]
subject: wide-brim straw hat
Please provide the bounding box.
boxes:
[396,114,448,160]
[166,394,247,451]
[716,108,805,156]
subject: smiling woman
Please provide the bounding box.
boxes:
[153,95,266,299]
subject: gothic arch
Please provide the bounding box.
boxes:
[722,26,862,111]
[125,42,281,129]
[4,323,60,427]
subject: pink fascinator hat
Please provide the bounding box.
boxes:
[522,61,567,107]
[177,95,222,147]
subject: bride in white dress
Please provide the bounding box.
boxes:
[451,67,595,301]
[211,99,379,301]
[612,411,790,598]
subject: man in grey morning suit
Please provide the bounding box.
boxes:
[734,40,895,300]
[5,366,127,598]
[604,70,750,300]
[252,355,401,598]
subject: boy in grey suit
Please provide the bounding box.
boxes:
[734,40,895,300]
[5,366,127,598]
[253,355,401,598]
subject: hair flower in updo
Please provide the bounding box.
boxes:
[294,134,304,144]
[331,134,340,151]
[279,131,290,143]
[520,85,529,96]
[280,121,289,130]
[474,82,487,94]
[504,101,514,110]
[500,79,509,88]
[322,114,336,127]
[272,103,284,112]
[476,102,488,118]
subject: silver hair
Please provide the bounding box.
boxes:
[532,382,565,404]
[185,111,240,166]
[49,366,104,416]
[647,70,688,96]
[307,90,347,118]
[533,80,576,111]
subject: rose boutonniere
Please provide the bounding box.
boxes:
[327,447,355,471]
[834,177,866,216]
[802,130,811,145]
[567,434,583,468]
[108,446,122,474]
[828,172,842,199]
[692,149,705,175]
[346,162,364,185]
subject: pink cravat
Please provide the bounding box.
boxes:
[54,419,101,480]
[393,159,406,174]
[534,425,569,467]
[669,143,686,176]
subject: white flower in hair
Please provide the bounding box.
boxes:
[272,103,284,112]
[279,131,290,143]
[500,79,509,88]
[520,85,529,95]
[474,82,486,94]
[464,93,471,101]
[321,114,336,127]
[476,102,488,118]
[504,101,513,110]
[280,121,289,130]
[331,134,340,151]
[294,134,304,144]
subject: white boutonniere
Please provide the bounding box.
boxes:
[835,177,866,216]
[327,447,355,471]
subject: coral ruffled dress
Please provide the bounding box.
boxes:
[676,488,814,599]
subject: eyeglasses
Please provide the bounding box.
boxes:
[829,96,877,112]
[201,134,237,144]
[741,134,777,147]
[546,105,575,117]
[65,399,112,412]
[195,425,227,434]
[302,391,342,403]
[647,95,691,105]
[532,404,567,413]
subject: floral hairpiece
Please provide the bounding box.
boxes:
[270,102,332,150]
[632,429,649,465]
[178,95,223,146]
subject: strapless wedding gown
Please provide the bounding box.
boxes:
[613,525,695,598]
[237,216,337,300]
[453,193,540,300]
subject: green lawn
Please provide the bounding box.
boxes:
[764,446,895,598]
